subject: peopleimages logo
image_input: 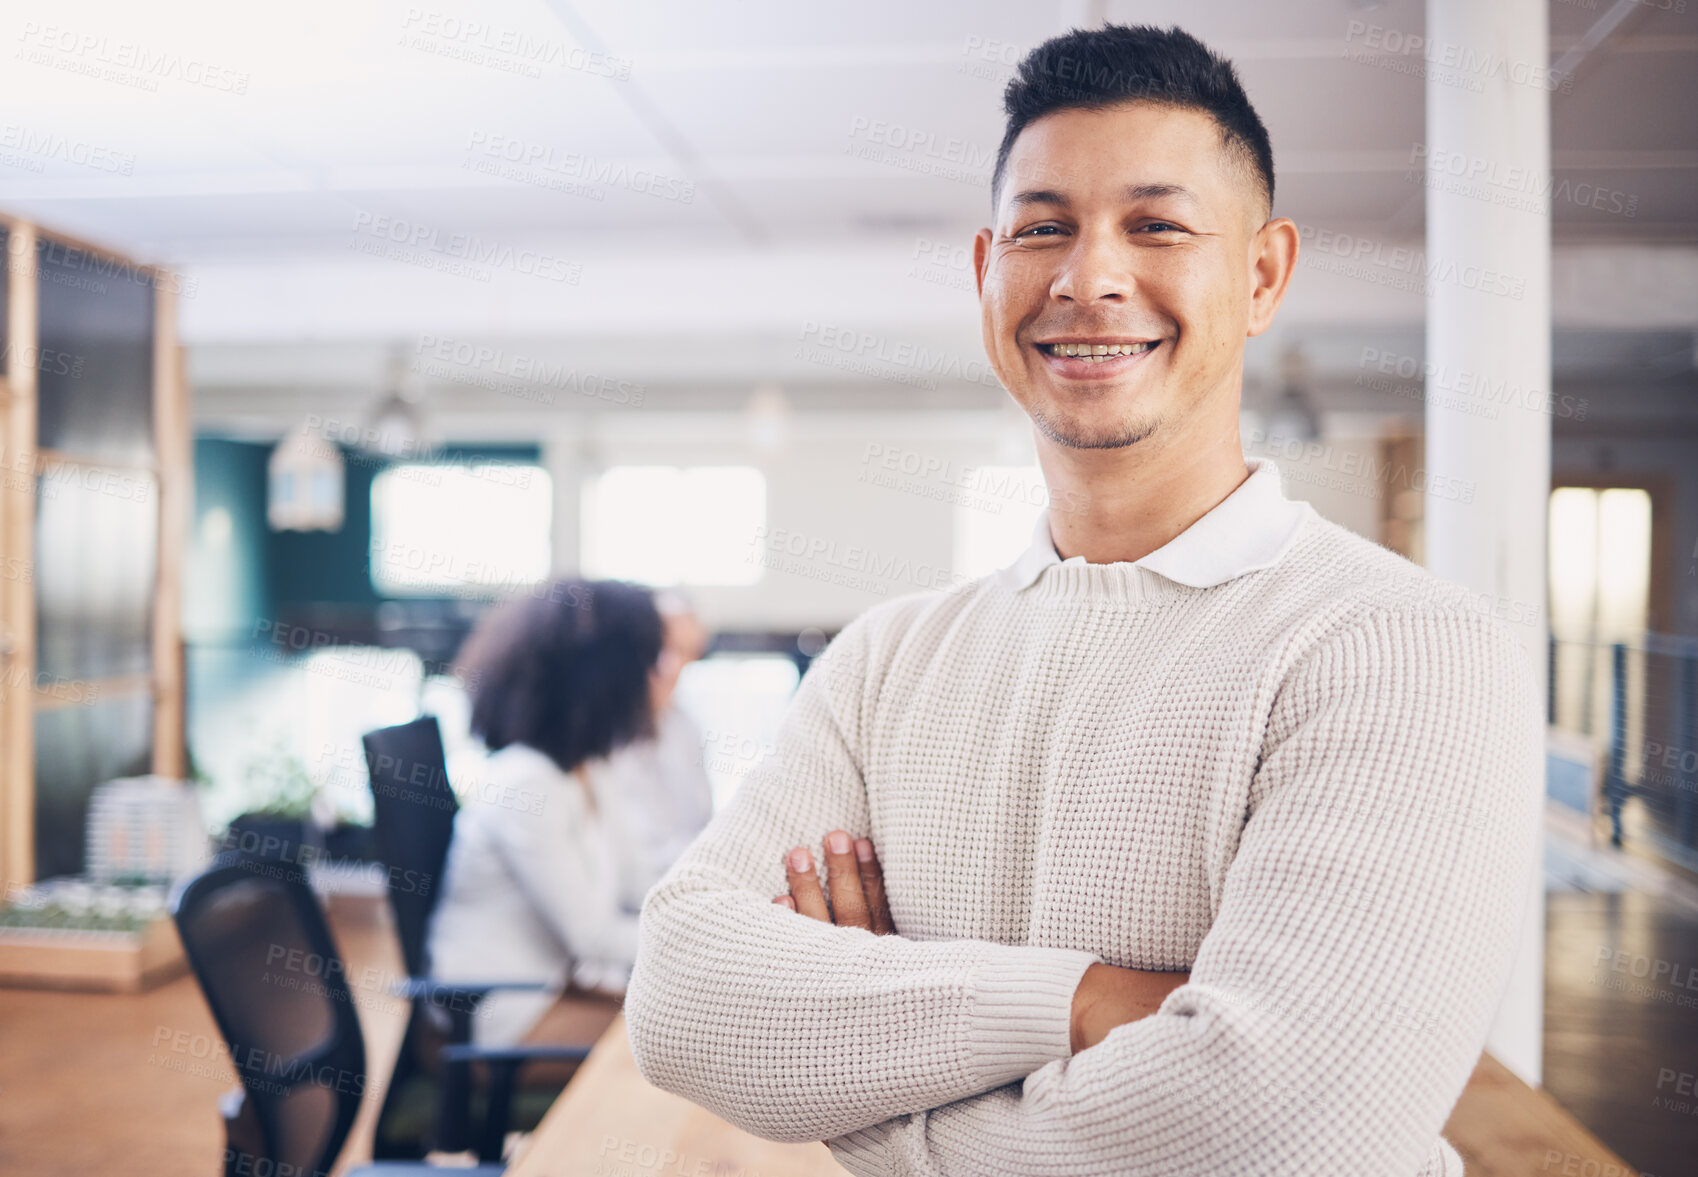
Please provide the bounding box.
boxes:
[149,1024,371,1098]
[1408,144,1639,220]
[0,123,135,174]
[463,131,695,203]
[1356,347,1589,422]
[16,22,252,94]
[1298,224,1527,300]
[398,8,632,80]
[349,211,581,284]
[1343,20,1574,94]
[412,335,646,407]
[795,321,1001,389]
[747,525,978,596]
[1245,429,1476,505]
[844,116,996,187]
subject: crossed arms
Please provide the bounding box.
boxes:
[623,605,1542,1176]
[772,832,1191,1056]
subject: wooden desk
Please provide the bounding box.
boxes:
[0,894,1640,1177]
[1444,1052,1639,1177]
[507,1014,849,1177]
[507,1018,1640,1177]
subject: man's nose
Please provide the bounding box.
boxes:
[1050,234,1132,303]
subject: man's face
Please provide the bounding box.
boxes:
[975,101,1269,451]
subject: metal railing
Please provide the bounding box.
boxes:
[1551,633,1698,871]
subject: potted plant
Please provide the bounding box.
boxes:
[221,737,322,866]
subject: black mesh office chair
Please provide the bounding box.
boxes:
[362,717,589,1163]
[363,717,454,983]
[171,854,505,1177]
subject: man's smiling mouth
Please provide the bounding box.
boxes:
[1036,340,1163,367]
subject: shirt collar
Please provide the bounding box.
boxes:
[996,456,1312,593]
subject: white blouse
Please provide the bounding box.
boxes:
[587,707,715,913]
[427,741,640,1046]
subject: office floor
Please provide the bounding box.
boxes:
[1544,890,1698,1177]
[1541,802,1698,1177]
[0,894,408,1177]
[0,893,1642,1177]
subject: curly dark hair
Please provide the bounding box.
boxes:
[992,24,1275,217]
[454,579,664,773]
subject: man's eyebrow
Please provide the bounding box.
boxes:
[1007,182,1202,210]
[1009,188,1070,210]
[1124,182,1199,205]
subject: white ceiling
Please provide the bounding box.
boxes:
[2,0,1694,431]
[4,0,1692,258]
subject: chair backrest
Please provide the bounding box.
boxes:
[362,715,457,978]
[172,855,366,1177]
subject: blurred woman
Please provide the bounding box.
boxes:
[588,592,715,911]
[427,578,663,1046]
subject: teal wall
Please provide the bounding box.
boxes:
[186,438,274,643]
[191,437,541,614]
[184,436,544,815]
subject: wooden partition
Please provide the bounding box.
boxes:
[0,213,189,888]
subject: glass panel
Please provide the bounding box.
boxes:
[34,236,155,466]
[36,465,158,681]
[34,690,154,879]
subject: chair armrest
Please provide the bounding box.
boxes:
[218,1087,246,1119]
[395,976,555,1043]
[219,1086,265,1177]
[391,976,551,1001]
[438,1042,593,1161]
[440,1043,592,1065]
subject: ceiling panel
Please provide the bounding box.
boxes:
[1,0,1690,357]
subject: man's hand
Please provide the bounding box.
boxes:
[771,834,1186,1054]
[1069,963,1192,1053]
[773,829,895,934]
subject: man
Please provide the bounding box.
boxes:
[625,24,1540,1176]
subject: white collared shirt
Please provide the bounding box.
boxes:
[996,456,1314,593]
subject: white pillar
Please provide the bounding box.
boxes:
[543,430,584,576]
[1425,0,1550,1085]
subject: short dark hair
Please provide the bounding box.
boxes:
[992,24,1275,218]
[455,579,664,773]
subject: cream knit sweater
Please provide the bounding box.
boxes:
[625,497,1542,1176]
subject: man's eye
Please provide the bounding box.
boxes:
[1016,225,1064,238]
[1140,222,1183,233]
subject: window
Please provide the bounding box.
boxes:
[673,653,801,811]
[1548,487,1652,644]
[301,646,425,825]
[1548,486,1652,738]
[581,465,765,586]
[952,465,1048,581]
[370,464,552,595]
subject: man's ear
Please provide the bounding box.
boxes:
[1246,217,1299,339]
[973,227,994,299]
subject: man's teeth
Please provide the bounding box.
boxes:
[1044,341,1156,361]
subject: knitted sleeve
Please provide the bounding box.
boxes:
[826,606,1543,1176]
[623,608,1100,1143]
